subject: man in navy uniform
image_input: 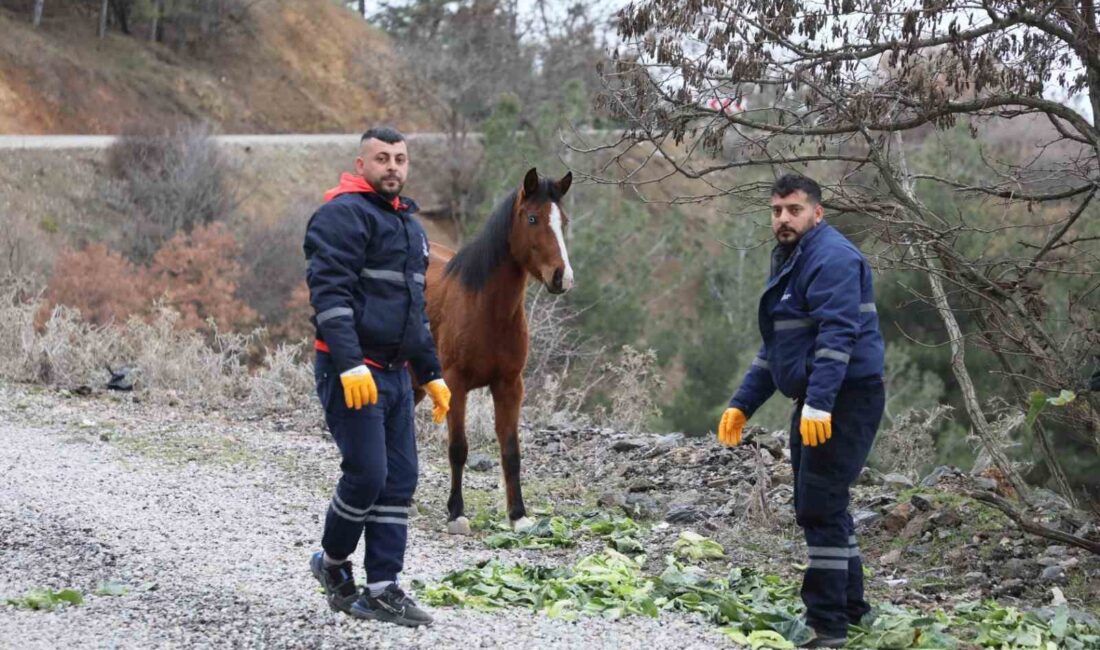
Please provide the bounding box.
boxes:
[717,174,886,648]
[304,126,451,627]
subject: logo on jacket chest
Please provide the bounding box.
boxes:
[780,292,792,302]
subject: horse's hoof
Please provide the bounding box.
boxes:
[446,517,472,536]
[510,516,535,533]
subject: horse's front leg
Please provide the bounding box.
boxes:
[445,384,472,535]
[490,376,532,531]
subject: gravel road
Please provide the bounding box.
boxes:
[0,383,734,649]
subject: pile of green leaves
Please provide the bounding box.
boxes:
[415,544,1100,649]
[483,516,576,550]
[953,601,1098,650]
[5,588,83,611]
[482,512,644,554]
[415,549,660,620]
[673,531,726,561]
[849,601,1100,649]
[415,550,814,642]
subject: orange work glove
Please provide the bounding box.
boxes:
[717,407,747,446]
[799,405,832,447]
[340,365,378,409]
[424,379,451,424]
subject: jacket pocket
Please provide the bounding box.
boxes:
[314,359,344,416]
[774,347,810,398]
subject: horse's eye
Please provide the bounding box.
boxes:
[527,214,538,225]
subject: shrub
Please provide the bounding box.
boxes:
[43,244,154,327]
[0,282,314,414]
[870,405,951,480]
[602,345,664,433]
[272,281,314,342]
[149,223,256,332]
[1,214,59,284]
[236,198,312,339]
[104,122,237,262]
[42,224,255,334]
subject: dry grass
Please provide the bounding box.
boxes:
[0,281,313,414]
[870,405,951,480]
[522,288,667,433]
[525,369,599,430]
[414,385,498,450]
[0,273,666,432]
[602,345,665,433]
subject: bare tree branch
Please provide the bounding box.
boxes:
[970,491,1100,555]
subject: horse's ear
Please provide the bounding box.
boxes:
[557,171,572,197]
[523,168,539,198]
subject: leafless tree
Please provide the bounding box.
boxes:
[103,122,238,263]
[98,0,109,38]
[369,0,533,237]
[149,0,162,41]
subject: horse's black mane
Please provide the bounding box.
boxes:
[444,177,561,291]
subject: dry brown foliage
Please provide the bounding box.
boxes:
[43,244,154,327]
[149,223,256,332]
[42,223,255,334]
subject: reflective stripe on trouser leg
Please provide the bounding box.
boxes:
[846,521,871,624]
[319,409,387,563]
[318,359,389,561]
[789,380,884,638]
[364,368,418,584]
[798,483,852,638]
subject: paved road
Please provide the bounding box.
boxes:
[0,133,471,150]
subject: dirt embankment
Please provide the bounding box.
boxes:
[0,0,433,135]
[0,137,462,285]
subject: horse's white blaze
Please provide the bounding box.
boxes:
[549,203,574,290]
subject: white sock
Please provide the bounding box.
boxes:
[322,552,346,568]
[367,580,394,597]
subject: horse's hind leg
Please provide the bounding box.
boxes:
[445,384,472,535]
[491,376,532,531]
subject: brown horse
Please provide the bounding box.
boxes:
[415,167,574,534]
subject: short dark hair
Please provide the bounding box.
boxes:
[771,174,822,204]
[361,126,405,145]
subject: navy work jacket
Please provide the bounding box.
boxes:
[304,178,442,384]
[730,223,885,415]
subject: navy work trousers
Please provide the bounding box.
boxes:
[789,377,885,638]
[315,352,418,584]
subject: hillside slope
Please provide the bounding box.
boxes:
[0,0,431,134]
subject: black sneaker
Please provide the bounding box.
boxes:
[348,583,433,627]
[309,551,357,613]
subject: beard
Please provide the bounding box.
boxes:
[774,227,800,244]
[774,222,814,244]
[371,175,404,201]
